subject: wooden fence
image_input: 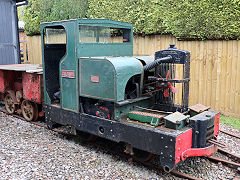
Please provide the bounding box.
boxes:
[27,36,42,64]
[26,35,240,118]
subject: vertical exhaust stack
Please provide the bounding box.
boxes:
[143,44,190,112]
[155,44,190,112]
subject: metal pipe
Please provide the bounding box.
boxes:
[16,0,28,7]
[143,56,172,71]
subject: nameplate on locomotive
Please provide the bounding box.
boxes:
[91,75,99,83]
[62,70,75,78]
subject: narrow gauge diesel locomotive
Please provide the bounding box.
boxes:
[1,19,220,172]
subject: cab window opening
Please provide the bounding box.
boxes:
[79,25,130,43]
[43,25,66,104]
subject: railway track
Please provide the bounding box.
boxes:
[0,107,200,179]
[218,147,240,163]
[220,129,240,139]
[0,106,239,179]
[207,156,240,170]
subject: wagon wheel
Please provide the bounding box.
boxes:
[133,148,154,162]
[21,100,38,121]
[4,93,16,114]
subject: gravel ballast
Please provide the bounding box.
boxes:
[0,112,239,179]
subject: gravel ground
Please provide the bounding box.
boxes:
[218,123,240,155]
[0,112,239,180]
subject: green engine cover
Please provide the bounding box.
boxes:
[79,57,143,102]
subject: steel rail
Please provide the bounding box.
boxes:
[218,147,240,163]
[208,139,227,148]
[220,129,240,139]
[207,156,240,170]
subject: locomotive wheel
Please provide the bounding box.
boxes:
[32,103,39,121]
[4,93,16,114]
[133,148,154,162]
[46,120,54,130]
[21,100,38,121]
[82,134,97,142]
[95,106,111,119]
[77,131,97,142]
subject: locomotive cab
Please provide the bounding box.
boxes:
[41,19,134,111]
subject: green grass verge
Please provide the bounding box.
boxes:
[220,114,240,130]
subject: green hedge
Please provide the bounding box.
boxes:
[161,0,240,40]
[88,0,166,35]
[88,0,240,40]
[23,0,88,35]
[23,0,240,40]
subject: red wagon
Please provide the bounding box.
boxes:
[0,64,44,121]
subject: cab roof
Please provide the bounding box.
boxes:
[40,19,132,29]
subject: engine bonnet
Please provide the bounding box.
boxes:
[79,56,143,102]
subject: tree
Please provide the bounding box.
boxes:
[17,6,24,21]
[23,0,41,35]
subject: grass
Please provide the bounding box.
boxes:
[220,114,240,130]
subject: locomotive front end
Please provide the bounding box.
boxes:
[122,44,221,171]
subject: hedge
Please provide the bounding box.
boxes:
[23,0,240,40]
[88,0,240,40]
[88,0,166,35]
[161,0,240,40]
[23,0,88,35]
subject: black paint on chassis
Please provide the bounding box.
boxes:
[45,104,191,170]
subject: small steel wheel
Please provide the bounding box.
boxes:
[4,93,16,114]
[46,120,54,130]
[21,100,38,121]
[77,131,97,142]
[133,148,154,162]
